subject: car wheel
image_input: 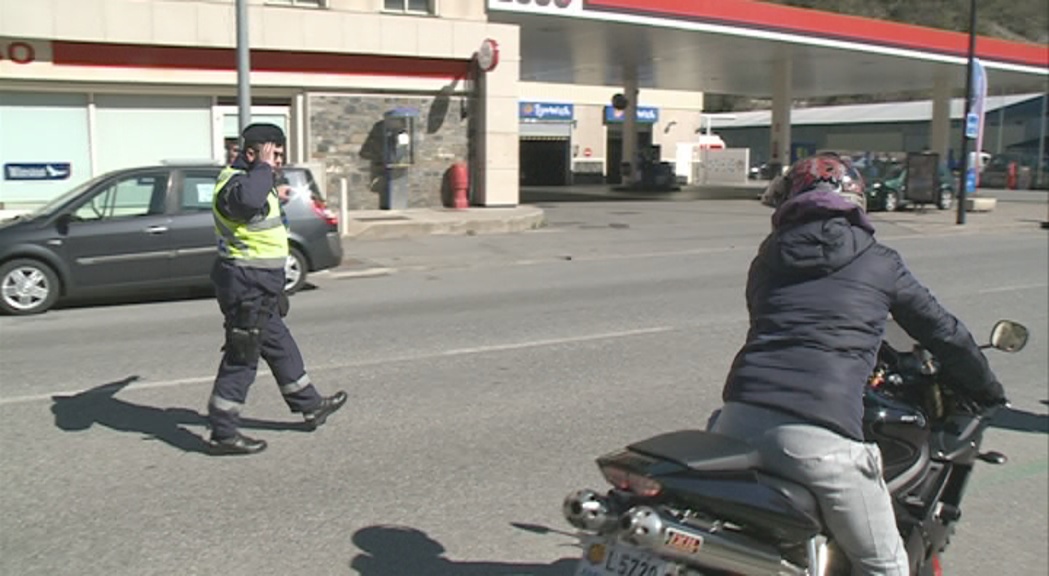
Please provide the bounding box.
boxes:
[938,189,953,210]
[883,190,899,212]
[284,247,308,294]
[0,258,61,315]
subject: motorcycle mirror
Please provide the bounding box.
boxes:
[989,320,1029,353]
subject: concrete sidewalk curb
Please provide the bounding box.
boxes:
[340,206,546,241]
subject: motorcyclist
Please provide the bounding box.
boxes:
[709,152,1005,575]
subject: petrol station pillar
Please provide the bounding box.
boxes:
[770,58,793,174]
[622,67,640,186]
[930,72,952,168]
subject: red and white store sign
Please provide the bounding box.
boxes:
[487,0,582,15]
[0,39,43,65]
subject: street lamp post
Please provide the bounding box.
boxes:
[236,0,251,132]
[955,0,977,225]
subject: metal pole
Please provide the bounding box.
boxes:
[955,0,977,225]
[1037,92,1047,190]
[996,88,1005,154]
[236,0,251,132]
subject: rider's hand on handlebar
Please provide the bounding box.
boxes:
[970,380,1008,410]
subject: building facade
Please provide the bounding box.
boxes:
[0,0,710,213]
[0,0,521,212]
[711,93,1048,168]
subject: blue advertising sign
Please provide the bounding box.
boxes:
[519,101,574,121]
[969,59,987,150]
[965,167,977,194]
[603,105,659,124]
[4,163,72,181]
[964,112,979,139]
[792,142,817,163]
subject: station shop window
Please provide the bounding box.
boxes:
[384,0,434,15]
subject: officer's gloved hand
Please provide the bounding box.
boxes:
[278,293,290,318]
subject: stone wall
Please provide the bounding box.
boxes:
[308,92,470,211]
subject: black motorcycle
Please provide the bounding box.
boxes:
[562,320,1029,576]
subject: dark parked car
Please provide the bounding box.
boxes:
[0,163,342,315]
[866,164,955,212]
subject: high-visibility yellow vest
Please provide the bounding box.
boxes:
[212,166,288,269]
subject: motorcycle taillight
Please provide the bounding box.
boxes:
[599,464,662,497]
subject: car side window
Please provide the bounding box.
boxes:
[180,171,220,212]
[73,172,169,221]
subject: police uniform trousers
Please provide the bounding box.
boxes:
[207,258,322,439]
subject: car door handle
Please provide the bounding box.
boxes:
[144,225,169,234]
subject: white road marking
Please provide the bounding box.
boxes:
[328,267,396,279]
[0,326,676,406]
[974,283,1048,295]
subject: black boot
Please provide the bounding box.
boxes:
[302,391,348,430]
[208,432,267,456]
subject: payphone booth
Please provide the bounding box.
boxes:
[381,108,419,210]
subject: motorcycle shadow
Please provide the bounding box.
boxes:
[349,525,578,576]
[990,406,1048,434]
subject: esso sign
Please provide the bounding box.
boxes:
[0,41,36,64]
[494,0,577,12]
[516,0,572,6]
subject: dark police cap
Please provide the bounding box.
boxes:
[241,123,286,147]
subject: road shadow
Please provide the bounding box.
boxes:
[52,283,317,313]
[520,186,674,205]
[349,525,579,576]
[990,406,1049,434]
[53,285,215,311]
[50,376,310,454]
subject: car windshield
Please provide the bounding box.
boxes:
[19,178,100,219]
[882,164,906,180]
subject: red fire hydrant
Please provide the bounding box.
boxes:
[449,162,469,209]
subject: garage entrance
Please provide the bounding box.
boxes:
[519,121,571,186]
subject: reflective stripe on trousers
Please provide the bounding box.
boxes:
[279,374,311,395]
[210,395,245,414]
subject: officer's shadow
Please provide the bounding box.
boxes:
[50,376,309,454]
[349,525,579,576]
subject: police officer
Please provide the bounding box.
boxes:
[206,123,346,456]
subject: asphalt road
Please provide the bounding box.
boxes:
[1,197,1046,576]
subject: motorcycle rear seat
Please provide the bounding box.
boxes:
[627,430,825,539]
[627,430,760,473]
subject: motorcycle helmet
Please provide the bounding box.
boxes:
[783,152,867,212]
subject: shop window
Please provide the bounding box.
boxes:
[384,0,435,15]
[73,172,169,221]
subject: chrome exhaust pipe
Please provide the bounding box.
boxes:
[618,506,806,576]
[563,489,620,534]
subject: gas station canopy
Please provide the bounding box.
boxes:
[487,0,1049,97]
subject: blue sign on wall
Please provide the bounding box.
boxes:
[519,102,574,121]
[603,105,659,124]
[4,163,72,181]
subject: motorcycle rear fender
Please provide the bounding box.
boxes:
[657,471,825,543]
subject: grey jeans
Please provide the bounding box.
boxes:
[709,402,909,576]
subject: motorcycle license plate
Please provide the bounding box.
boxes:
[574,536,673,576]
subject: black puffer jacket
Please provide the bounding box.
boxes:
[722,215,1003,441]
